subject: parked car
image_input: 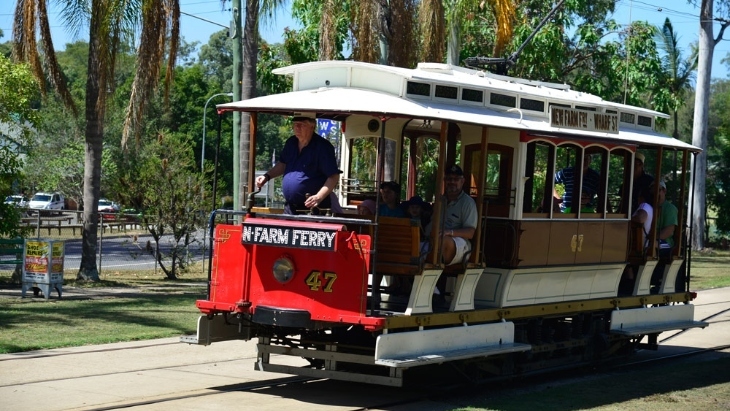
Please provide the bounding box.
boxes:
[4,195,28,208]
[28,192,65,210]
[98,199,120,213]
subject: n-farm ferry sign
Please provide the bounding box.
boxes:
[550,107,619,134]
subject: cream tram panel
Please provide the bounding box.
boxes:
[294,66,350,91]
[292,64,407,97]
[350,67,405,96]
[474,263,625,308]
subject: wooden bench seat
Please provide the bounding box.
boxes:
[374,216,422,276]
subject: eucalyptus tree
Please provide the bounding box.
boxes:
[13,0,182,281]
[689,0,730,250]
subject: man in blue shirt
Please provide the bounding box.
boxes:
[255,112,340,214]
[554,153,600,213]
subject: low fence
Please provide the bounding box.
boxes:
[0,210,208,279]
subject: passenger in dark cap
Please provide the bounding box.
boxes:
[405,195,432,237]
[440,164,478,266]
[378,181,405,217]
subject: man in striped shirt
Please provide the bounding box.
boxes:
[554,153,601,213]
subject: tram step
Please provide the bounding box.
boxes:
[610,320,709,336]
[374,322,531,368]
[374,343,532,368]
[609,304,709,336]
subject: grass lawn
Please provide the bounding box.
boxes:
[0,266,208,354]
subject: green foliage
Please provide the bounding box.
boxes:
[0,55,40,236]
[287,0,350,63]
[258,41,293,95]
[0,54,40,139]
[709,134,730,236]
[135,132,206,279]
[198,29,233,92]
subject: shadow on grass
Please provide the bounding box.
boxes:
[447,355,730,411]
[0,292,206,353]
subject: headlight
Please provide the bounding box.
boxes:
[272,256,295,284]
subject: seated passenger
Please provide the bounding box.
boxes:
[357,198,376,215]
[378,181,406,217]
[404,195,432,257]
[650,180,679,291]
[618,188,653,295]
[405,196,431,232]
[439,165,478,266]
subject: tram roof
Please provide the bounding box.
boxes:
[217,61,699,152]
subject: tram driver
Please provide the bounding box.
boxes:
[255,112,341,215]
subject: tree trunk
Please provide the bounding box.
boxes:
[231,0,243,211]
[447,23,460,66]
[239,0,259,210]
[690,0,713,250]
[77,9,105,281]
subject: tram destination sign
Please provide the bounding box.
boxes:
[242,223,338,251]
[550,107,619,134]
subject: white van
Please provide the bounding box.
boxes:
[29,192,65,210]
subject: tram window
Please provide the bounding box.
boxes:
[406,81,430,97]
[607,150,631,215]
[553,144,602,215]
[520,98,545,113]
[483,144,513,217]
[401,135,440,202]
[490,93,516,108]
[620,112,635,125]
[524,142,554,214]
[660,149,687,205]
[346,137,379,203]
[637,115,652,127]
[462,89,483,103]
[435,85,458,100]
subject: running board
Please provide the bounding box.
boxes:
[375,322,531,368]
[609,304,709,336]
[180,314,248,345]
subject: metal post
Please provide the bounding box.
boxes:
[202,93,233,183]
[98,213,103,277]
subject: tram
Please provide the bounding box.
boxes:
[183,61,708,386]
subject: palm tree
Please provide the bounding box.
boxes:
[238,0,286,210]
[655,18,697,140]
[419,0,517,66]
[13,0,181,280]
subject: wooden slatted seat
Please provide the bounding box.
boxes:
[375,216,422,276]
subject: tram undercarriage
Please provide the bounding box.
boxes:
[185,292,706,387]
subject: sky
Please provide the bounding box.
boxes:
[0,0,728,79]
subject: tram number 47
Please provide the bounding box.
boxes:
[305,270,337,293]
